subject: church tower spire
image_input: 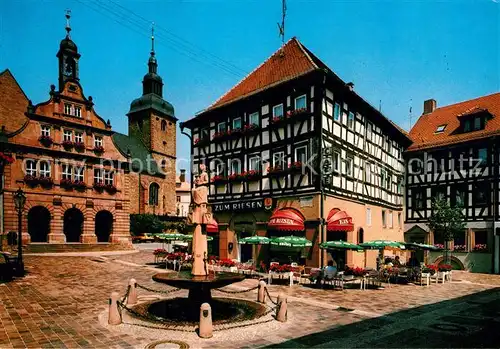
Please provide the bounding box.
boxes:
[56,10,81,91]
[142,22,163,96]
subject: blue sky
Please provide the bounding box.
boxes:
[1,0,498,170]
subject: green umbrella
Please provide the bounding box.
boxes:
[359,240,405,250]
[270,236,312,248]
[405,242,441,251]
[155,233,187,241]
[182,235,214,241]
[239,236,271,245]
[319,240,363,251]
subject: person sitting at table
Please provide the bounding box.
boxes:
[393,256,402,267]
[311,260,337,285]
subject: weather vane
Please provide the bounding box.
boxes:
[65,9,72,38]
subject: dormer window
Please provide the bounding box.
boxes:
[459,107,491,133]
[435,124,447,133]
[474,116,482,130]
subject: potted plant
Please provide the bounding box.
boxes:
[212,175,226,184]
[243,124,260,133]
[244,170,261,181]
[270,115,285,125]
[228,173,244,182]
[38,135,53,147]
[437,264,452,272]
[287,108,308,118]
[268,165,286,177]
[289,161,303,173]
[453,244,467,252]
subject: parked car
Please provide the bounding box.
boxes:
[132,234,155,243]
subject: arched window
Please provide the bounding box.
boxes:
[149,182,160,206]
[161,159,167,171]
[358,228,364,244]
[161,120,167,131]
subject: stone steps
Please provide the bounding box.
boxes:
[23,243,135,253]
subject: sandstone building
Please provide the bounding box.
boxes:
[0,17,177,246]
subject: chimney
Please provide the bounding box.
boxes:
[180,169,186,183]
[346,82,354,91]
[423,99,437,114]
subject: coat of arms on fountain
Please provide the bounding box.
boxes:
[188,164,212,227]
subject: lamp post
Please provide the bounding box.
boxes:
[13,188,26,276]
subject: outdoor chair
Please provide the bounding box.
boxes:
[419,272,431,286]
[292,265,305,284]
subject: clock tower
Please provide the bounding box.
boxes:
[57,10,80,91]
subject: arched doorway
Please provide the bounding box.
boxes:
[64,208,84,243]
[95,210,113,243]
[28,206,51,242]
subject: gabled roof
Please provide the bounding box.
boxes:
[0,69,30,134]
[206,37,320,111]
[184,38,411,144]
[408,92,500,151]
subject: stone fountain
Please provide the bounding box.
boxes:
[152,165,245,318]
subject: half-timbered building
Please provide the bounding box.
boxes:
[405,93,500,273]
[181,38,411,268]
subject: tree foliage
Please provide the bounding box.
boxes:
[428,198,466,241]
[129,214,187,236]
[130,214,166,236]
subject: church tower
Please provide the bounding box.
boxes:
[56,10,81,91]
[127,26,177,166]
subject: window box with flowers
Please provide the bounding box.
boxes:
[62,140,74,150]
[213,129,242,142]
[433,244,445,250]
[268,166,287,177]
[38,176,53,188]
[93,145,105,154]
[244,170,262,181]
[194,137,209,147]
[212,175,226,185]
[105,184,117,194]
[243,124,260,134]
[60,178,74,189]
[227,173,245,182]
[437,264,452,272]
[453,244,467,252]
[93,181,106,192]
[288,161,304,173]
[73,180,87,191]
[24,175,39,186]
[473,244,488,252]
[0,152,14,166]
[74,142,86,152]
[270,264,293,273]
[270,115,287,126]
[38,135,54,147]
[286,107,309,118]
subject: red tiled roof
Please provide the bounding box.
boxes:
[207,37,319,111]
[408,92,500,151]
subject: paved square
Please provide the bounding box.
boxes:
[1,251,499,348]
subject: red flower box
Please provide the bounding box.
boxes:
[243,124,260,133]
[93,146,105,153]
[62,140,74,149]
[244,170,262,181]
[60,178,73,188]
[74,142,86,151]
[437,264,452,272]
[24,175,38,185]
[228,173,245,182]
[268,166,287,176]
[0,152,14,164]
[38,176,53,187]
[473,244,487,252]
[212,175,226,184]
[105,184,117,193]
[73,180,87,190]
[289,161,303,172]
[270,264,293,273]
[38,135,53,147]
[270,116,285,124]
[286,108,308,117]
[93,181,106,191]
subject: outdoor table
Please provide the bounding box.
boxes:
[268,271,294,287]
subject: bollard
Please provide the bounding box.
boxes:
[108,292,121,325]
[127,278,137,305]
[199,303,213,338]
[276,293,287,322]
[258,280,266,303]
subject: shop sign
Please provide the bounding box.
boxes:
[269,218,295,225]
[213,199,268,212]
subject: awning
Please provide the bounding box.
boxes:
[206,218,218,233]
[327,208,354,232]
[268,208,305,231]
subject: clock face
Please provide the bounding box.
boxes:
[64,57,74,76]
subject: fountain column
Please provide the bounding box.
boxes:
[190,165,211,277]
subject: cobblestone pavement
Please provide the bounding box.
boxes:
[0,252,499,348]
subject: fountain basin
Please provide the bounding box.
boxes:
[152,271,245,311]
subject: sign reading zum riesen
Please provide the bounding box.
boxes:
[213,199,270,212]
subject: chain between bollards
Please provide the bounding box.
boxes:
[135,283,182,294]
[213,285,259,294]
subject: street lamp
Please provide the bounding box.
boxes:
[13,188,26,276]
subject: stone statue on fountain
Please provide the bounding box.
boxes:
[188,164,212,276]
